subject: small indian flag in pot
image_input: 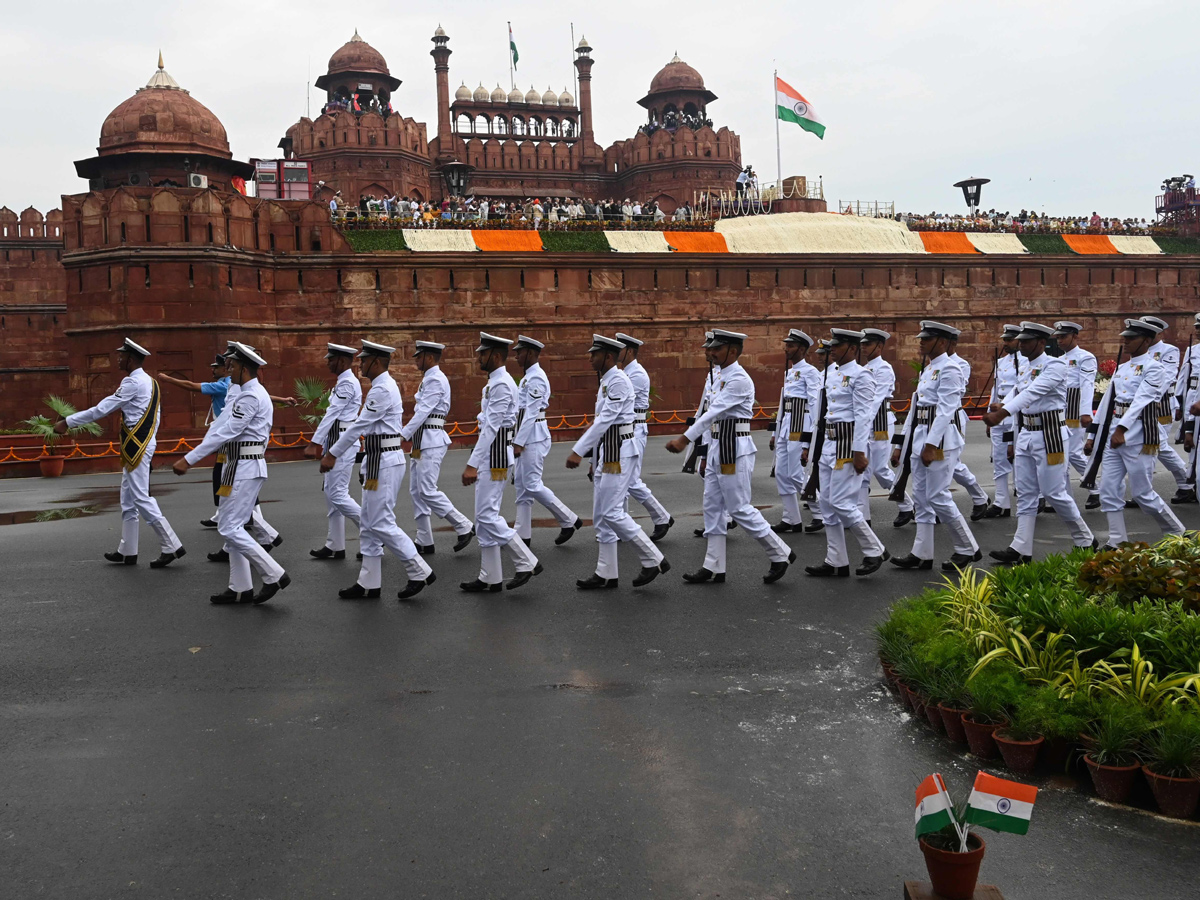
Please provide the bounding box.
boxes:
[914,774,955,838]
[964,771,1038,835]
[776,76,825,139]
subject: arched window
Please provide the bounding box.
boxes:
[456,113,473,133]
[512,116,525,136]
[545,118,559,137]
[493,116,508,134]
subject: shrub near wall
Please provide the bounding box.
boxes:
[343,230,408,252]
[539,231,612,253]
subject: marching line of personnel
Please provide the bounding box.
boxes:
[51,314,1200,603]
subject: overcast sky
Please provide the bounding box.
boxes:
[1,0,1193,218]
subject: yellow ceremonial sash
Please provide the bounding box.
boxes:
[120,379,159,471]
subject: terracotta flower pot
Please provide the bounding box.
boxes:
[994,732,1044,775]
[961,714,1005,760]
[1085,754,1141,804]
[896,682,914,711]
[919,833,986,900]
[910,693,928,722]
[1142,767,1200,819]
[38,455,65,478]
[938,704,969,746]
[880,660,899,693]
[1040,736,1072,771]
[924,701,944,732]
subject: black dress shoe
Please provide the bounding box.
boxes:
[1171,488,1198,505]
[200,517,218,528]
[941,550,983,571]
[339,583,381,599]
[104,551,138,565]
[856,550,891,576]
[771,521,804,534]
[398,571,436,600]
[209,588,253,604]
[764,551,797,584]
[208,549,229,563]
[804,519,825,533]
[521,537,532,548]
[259,534,283,552]
[556,518,583,545]
[804,562,849,578]
[633,559,671,587]
[460,579,502,593]
[1085,494,1101,510]
[506,562,544,590]
[970,503,990,522]
[728,520,738,530]
[683,567,725,584]
[983,504,1011,519]
[252,573,290,604]
[149,548,187,568]
[1124,499,1138,509]
[416,544,436,556]
[576,573,619,590]
[356,551,364,560]
[890,553,932,570]
[892,510,915,528]
[989,547,1030,565]
[693,527,706,538]
[453,529,476,553]
[310,547,346,560]
[1037,498,1049,515]
[650,517,675,542]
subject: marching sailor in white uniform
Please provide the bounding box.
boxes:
[804,328,890,577]
[567,335,670,589]
[1140,315,1196,505]
[615,333,675,541]
[307,342,362,560]
[890,321,982,572]
[770,328,821,533]
[983,322,1095,564]
[1180,314,1200,487]
[981,326,1021,519]
[321,340,435,600]
[1086,319,1186,548]
[857,328,914,528]
[511,335,581,547]
[460,333,542,592]
[174,342,289,603]
[1053,321,1101,509]
[688,333,737,536]
[667,329,794,584]
[59,337,185,568]
[947,333,992,521]
[401,340,475,554]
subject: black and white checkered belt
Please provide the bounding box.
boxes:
[782,397,808,440]
[216,441,266,496]
[712,418,751,473]
[634,407,649,423]
[362,433,403,490]
[913,405,937,426]
[1018,411,1064,431]
[600,423,634,473]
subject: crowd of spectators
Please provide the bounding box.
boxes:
[897,209,1154,234]
[320,93,394,119]
[329,193,705,228]
[638,109,714,137]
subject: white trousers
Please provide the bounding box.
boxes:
[819,445,885,566]
[513,440,577,539]
[1065,425,1096,494]
[592,451,663,578]
[116,441,182,557]
[1156,423,1192,489]
[246,506,278,545]
[626,431,671,525]
[910,447,979,560]
[1099,443,1185,544]
[218,475,285,592]
[323,452,360,552]
[774,437,809,525]
[701,451,789,572]
[357,462,432,588]
[1009,431,1093,555]
[475,471,538,584]
[990,424,1014,509]
[860,437,911,517]
[409,443,472,546]
[953,458,989,506]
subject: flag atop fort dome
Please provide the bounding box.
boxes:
[776,76,824,139]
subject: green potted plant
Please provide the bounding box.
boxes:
[937,677,972,747]
[993,689,1046,775]
[1037,689,1091,770]
[1084,700,1147,804]
[21,395,102,477]
[1141,712,1200,819]
[961,665,1018,760]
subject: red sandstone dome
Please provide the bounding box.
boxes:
[639,54,717,108]
[327,30,390,76]
[97,60,231,158]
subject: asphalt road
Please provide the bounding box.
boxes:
[2,425,1196,899]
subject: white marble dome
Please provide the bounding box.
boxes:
[508,86,525,103]
[541,87,559,106]
[455,82,472,102]
[524,85,542,104]
[558,88,574,106]
[473,83,490,102]
[491,84,507,103]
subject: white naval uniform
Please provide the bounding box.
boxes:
[900,353,980,561]
[184,378,285,592]
[998,353,1094,556]
[989,352,1020,511]
[859,355,912,518]
[621,358,672,526]
[311,368,362,553]
[1060,345,1099,498]
[401,364,472,547]
[1092,353,1185,544]
[818,359,887,567]
[512,362,577,539]
[948,353,990,507]
[66,366,182,558]
[1179,342,1200,487]
[571,366,664,579]
[467,367,539,585]
[329,370,432,590]
[219,382,279,547]
[1147,339,1191,491]
[774,359,821,525]
[684,361,790,574]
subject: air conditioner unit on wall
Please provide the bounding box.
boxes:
[188,173,209,189]
[128,172,152,186]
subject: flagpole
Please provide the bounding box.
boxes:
[773,67,782,195]
[508,21,515,90]
[571,23,577,103]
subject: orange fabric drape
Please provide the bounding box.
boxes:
[664,231,729,253]
[1062,234,1119,255]
[471,230,544,252]
[918,232,979,254]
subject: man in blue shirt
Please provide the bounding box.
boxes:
[161,354,232,525]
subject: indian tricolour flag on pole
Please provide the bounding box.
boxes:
[509,23,519,69]
[914,774,956,839]
[776,76,824,139]
[964,771,1038,835]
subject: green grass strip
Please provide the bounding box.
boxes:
[1017,233,1073,254]
[539,231,612,253]
[1153,236,1200,255]
[342,230,408,252]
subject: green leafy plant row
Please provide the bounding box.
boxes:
[343,230,409,252]
[1016,234,1073,254]
[1153,236,1200,255]
[539,231,613,253]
